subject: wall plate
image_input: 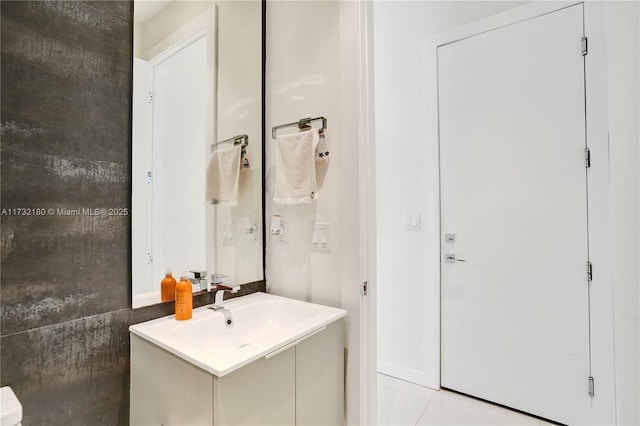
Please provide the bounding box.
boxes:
[311,222,330,252]
[222,222,234,246]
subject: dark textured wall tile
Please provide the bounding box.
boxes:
[1,309,131,426]
[1,0,133,334]
[1,149,129,207]
[83,1,133,24]
[1,0,132,164]
[1,213,130,335]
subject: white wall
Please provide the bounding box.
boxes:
[604,2,640,424]
[265,1,362,424]
[266,0,342,304]
[214,1,263,285]
[373,0,525,388]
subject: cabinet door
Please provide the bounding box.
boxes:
[214,346,295,425]
[130,334,214,426]
[296,321,344,425]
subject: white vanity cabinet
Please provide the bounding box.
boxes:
[130,319,344,425]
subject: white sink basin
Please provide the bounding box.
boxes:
[129,292,347,377]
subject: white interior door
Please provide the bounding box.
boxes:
[151,35,207,284]
[439,5,592,424]
[132,57,153,296]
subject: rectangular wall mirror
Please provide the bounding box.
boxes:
[131,0,264,308]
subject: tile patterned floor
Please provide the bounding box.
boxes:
[377,374,556,426]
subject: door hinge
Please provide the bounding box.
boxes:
[587,261,593,282]
[584,148,591,168]
[361,281,368,297]
[147,171,152,184]
[582,36,588,56]
[147,251,153,265]
[588,376,595,397]
[148,91,153,104]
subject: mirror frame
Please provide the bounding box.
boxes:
[130,0,267,311]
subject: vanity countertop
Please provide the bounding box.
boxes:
[129,292,347,377]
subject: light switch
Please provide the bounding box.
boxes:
[402,214,420,230]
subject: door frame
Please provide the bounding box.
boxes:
[359,0,377,423]
[421,2,615,424]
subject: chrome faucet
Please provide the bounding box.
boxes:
[187,270,207,292]
[208,283,240,328]
[208,273,240,311]
[211,273,228,287]
[211,284,240,309]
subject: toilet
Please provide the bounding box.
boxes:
[0,387,22,426]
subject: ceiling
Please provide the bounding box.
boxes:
[134,0,171,23]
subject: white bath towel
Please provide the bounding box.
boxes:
[206,144,241,203]
[274,128,319,205]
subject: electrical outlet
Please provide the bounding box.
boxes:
[248,222,260,243]
[311,222,330,251]
[275,221,287,246]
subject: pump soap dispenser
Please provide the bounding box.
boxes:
[161,269,177,302]
[175,273,193,320]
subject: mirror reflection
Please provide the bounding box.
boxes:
[131,0,263,308]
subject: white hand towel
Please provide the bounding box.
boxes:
[274,128,319,205]
[206,144,241,203]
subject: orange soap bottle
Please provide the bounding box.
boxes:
[161,270,177,302]
[175,274,193,321]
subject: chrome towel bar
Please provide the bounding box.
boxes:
[271,116,327,139]
[211,134,248,153]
